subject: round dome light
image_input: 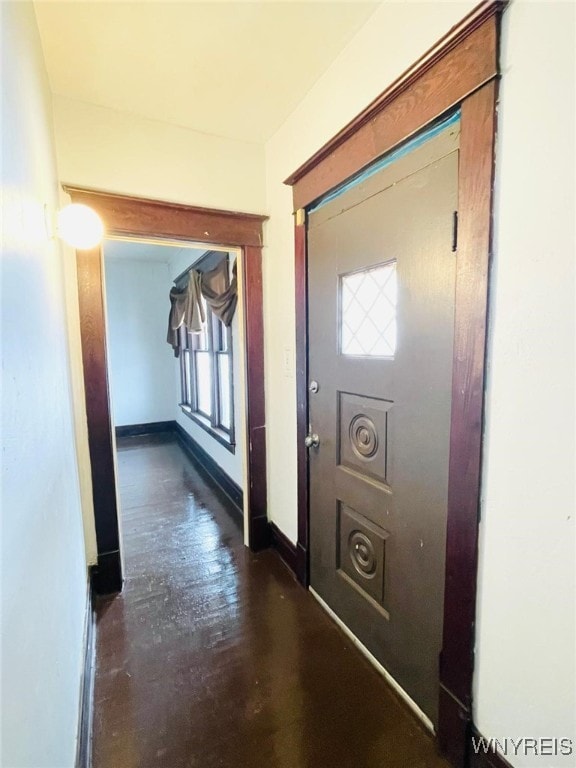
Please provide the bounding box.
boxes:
[57,204,104,249]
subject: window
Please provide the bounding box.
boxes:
[340,261,397,357]
[179,295,234,449]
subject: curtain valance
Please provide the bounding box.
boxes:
[167,257,237,356]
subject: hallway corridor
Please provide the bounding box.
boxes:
[92,434,450,768]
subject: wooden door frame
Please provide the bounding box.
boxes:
[66,187,270,595]
[285,2,505,765]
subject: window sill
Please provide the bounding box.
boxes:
[179,404,236,454]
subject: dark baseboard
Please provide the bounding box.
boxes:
[468,727,514,768]
[295,542,308,586]
[76,574,96,768]
[249,513,271,551]
[115,420,176,438]
[437,683,470,767]
[174,423,243,520]
[269,522,298,572]
[91,550,123,596]
[268,523,309,586]
[437,688,515,768]
[266,521,308,587]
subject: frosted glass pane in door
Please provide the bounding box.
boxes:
[341,262,397,356]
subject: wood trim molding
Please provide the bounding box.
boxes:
[243,245,270,551]
[91,551,122,595]
[285,1,504,211]
[285,2,503,765]
[115,421,176,438]
[469,750,514,768]
[468,728,514,768]
[75,576,96,768]
[63,186,267,247]
[438,82,498,763]
[76,245,122,596]
[174,423,244,519]
[179,405,236,453]
[68,188,269,588]
[294,213,309,586]
[269,522,298,576]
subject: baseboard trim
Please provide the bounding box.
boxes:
[309,586,434,734]
[468,727,515,768]
[115,420,176,438]
[268,523,308,586]
[269,522,298,573]
[76,573,96,768]
[174,423,243,519]
[91,550,122,595]
[295,542,308,586]
[437,682,470,766]
[248,513,271,551]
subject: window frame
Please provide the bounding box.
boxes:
[178,302,235,453]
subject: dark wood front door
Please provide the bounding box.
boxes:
[307,123,459,726]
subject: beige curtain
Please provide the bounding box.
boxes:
[200,258,237,327]
[167,270,204,356]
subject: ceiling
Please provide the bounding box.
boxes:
[34,1,379,144]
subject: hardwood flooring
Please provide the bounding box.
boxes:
[92,433,450,768]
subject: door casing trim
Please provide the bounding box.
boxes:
[286,2,505,765]
[66,187,270,594]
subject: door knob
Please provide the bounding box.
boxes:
[305,433,320,449]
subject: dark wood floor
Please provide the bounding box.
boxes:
[92,433,450,768]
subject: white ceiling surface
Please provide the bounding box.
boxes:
[104,239,206,263]
[34,1,379,144]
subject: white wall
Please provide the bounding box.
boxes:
[52,95,267,213]
[32,1,574,760]
[1,3,88,766]
[264,0,575,763]
[169,251,245,488]
[51,90,265,552]
[104,254,175,427]
[474,2,575,763]
[59,221,98,565]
